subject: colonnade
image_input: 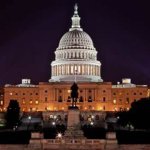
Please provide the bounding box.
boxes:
[56,51,96,60]
[52,64,100,76]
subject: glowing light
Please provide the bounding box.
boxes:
[99,107,103,110]
[113,99,116,104]
[114,107,117,111]
[90,122,94,125]
[28,116,31,120]
[91,115,94,119]
[67,90,71,93]
[35,100,39,104]
[127,107,129,111]
[47,107,51,111]
[52,122,56,126]
[56,133,62,139]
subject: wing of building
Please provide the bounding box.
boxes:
[2,5,149,112]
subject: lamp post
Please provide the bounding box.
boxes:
[27,116,32,130]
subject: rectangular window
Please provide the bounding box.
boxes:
[58,96,62,102]
[103,97,106,102]
[0,101,3,105]
[45,97,47,102]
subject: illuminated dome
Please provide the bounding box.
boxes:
[57,30,95,50]
[49,4,103,82]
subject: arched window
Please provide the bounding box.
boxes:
[88,96,92,102]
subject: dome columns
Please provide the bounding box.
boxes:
[51,63,101,77]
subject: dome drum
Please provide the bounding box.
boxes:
[55,50,97,61]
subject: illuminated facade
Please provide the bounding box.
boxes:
[3,5,149,112]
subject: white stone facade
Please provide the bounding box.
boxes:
[49,4,102,82]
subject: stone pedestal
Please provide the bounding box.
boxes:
[105,132,118,150]
[29,132,43,149]
[64,108,85,139]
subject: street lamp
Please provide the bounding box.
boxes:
[28,116,32,120]
[90,121,94,126]
[27,116,32,130]
[56,133,62,139]
[52,121,56,126]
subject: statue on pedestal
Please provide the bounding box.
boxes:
[70,82,78,109]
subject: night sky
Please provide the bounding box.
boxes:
[0,0,150,86]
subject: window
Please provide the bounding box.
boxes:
[126,98,129,104]
[23,93,25,95]
[88,105,92,110]
[29,100,32,104]
[45,97,47,102]
[0,101,3,105]
[67,90,71,93]
[36,93,38,95]
[59,90,62,93]
[79,96,83,102]
[113,99,116,104]
[58,96,62,102]
[102,97,106,102]
[22,100,25,104]
[35,100,39,104]
[113,93,116,95]
[15,93,18,95]
[103,90,106,93]
[134,93,136,95]
[45,90,48,93]
[103,106,105,110]
[89,90,92,93]
[67,96,71,102]
[88,96,92,102]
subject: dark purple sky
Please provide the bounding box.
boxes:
[0,0,150,86]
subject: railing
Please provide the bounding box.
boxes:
[41,139,105,145]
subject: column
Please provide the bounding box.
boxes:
[88,65,89,75]
[89,65,91,75]
[64,64,66,75]
[69,64,71,75]
[56,65,58,76]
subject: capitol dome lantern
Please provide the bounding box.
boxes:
[49,4,103,82]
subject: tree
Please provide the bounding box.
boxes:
[117,111,130,127]
[6,100,20,128]
[117,97,150,129]
[129,97,150,129]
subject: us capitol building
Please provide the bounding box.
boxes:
[2,5,148,112]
